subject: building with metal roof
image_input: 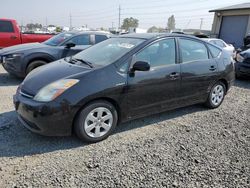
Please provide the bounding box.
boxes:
[209,3,250,48]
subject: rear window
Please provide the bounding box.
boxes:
[95,35,108,44]
[207,44,222,58]
[0,21,14,33]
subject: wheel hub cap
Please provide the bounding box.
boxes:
[211,85,224,106]
[84,107,113,138]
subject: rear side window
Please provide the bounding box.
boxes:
[95,35,108,44]
[179,38,209,63]
[207,44,222,58]
[0,21,14,33]
[66,34,90,45]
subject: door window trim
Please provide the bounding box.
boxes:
[177,37,211,64]
[129,37,179,71]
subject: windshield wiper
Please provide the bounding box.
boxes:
[70,58,94,68]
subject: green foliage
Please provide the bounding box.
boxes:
[121,17,139,31]
[56,27,62,33]
[147,26,166,33]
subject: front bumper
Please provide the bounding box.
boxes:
[13,92,77,136]
[1,56,25,77]
[235,62,250,77]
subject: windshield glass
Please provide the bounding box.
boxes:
[73,37,145,66]
[43,33,74,46]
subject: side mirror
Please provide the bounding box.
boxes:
[131,61,150,72]
[65,42,76,49]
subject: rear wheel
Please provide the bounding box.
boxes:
[205,81,226,109]
[74,100,118,143]
[26,60,47,75]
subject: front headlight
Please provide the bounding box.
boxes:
[34,79,79,102]
[4,53,23,62]
[236,53,244,63]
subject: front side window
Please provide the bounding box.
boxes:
[179,38,209,63]
[135,38,176,68]
[65,34,90,45]
[43,33,74,46]
[0,21,14,33]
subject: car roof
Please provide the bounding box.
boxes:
[118,33,200,40]
[64,31,112,36]
[203,38,225,42]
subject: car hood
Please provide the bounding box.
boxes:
[21,59,92,96]
[0,43,47,55]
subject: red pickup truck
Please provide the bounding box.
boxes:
[0,18,54,48]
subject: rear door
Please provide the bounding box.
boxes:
[178,38,220,103]
[126,38,181,118]
[0,20,21,48]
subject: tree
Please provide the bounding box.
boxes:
[56,27,62,33]
[147,26,166,33]
[147,26,158,33]
[121,17,139,31]
[167,15,176,31]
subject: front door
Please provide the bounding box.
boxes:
[0,20,21,48]
[126,38,181,119]
[60,34,92,58]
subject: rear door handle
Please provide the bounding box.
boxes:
[10,35,17,39]
[169,72,180,80]
[209,65,216,71]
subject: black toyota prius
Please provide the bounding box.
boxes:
[14,33,235,142]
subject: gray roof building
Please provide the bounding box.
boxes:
[209,3,250,47]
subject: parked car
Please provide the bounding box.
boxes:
[0,18,53,48]
[14,33,235,142]
[203,38,235,58]
[0,31,111,77]
[235,49,250,78]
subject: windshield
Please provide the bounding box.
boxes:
[73,37,145,66]
[43,33,75,46]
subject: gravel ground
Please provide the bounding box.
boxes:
[0,65,249,188]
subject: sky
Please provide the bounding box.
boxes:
[1,0,249,30]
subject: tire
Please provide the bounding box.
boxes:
[74,100,118,143]
[205,81,226,109]
[26,60,47,75]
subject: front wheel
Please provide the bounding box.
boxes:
[205,81,226,109]
[74,100,118,143]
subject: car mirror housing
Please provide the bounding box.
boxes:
[132,61,150,72]
[65,42,76,49]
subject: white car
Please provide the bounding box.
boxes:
[203,38,236,58]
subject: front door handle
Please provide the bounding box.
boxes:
[209,65,216,71]
[169,72,180,80]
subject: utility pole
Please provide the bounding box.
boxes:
[45,17,48,32]
[118,5,121,31]
[200,18,203,30]
[70,13,72,30]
